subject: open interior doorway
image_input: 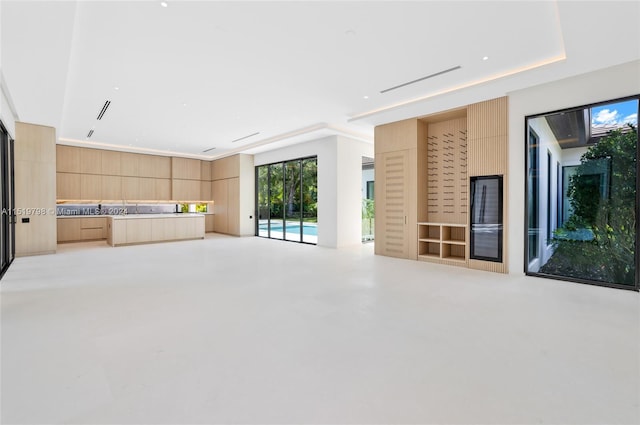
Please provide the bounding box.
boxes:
[362,156,374,243]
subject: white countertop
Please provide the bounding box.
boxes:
[58,214,205,220]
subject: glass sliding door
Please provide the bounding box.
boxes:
[256,165,269,237]
[0,121,15,280]
[284,160,302,242]
[525,96,639,290]
[255,156,317,245]
[301,157,318,244]
[269,163,284,240]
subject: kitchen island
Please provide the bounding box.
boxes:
[106,214,205,247]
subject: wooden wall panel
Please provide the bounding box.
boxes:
[467,97,508,273]
[374,151,410,258]
[139,155,171,178]
[101,150,121,175]
[467,96,508,140]
[122,177,139,201]
[201,160,212,181]
[81,174,102,200]
[56,145,81,173]
[227,177,240,235]
[15,122,57,256]
[156,179,171,201]
[172,157,201,180]
[374,119,417,154]
[101,175,122,200]
[138,177,156,200]
[121,153,139,177]
[80,148,102,175]
[425,117,467,224]
[211,155,240,180]
[56,172,81,200]
[212,179,229,233]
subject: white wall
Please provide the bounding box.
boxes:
[239,154,256,236]
[336,136,374,247]
[508,59,640,276]
[254,135,374,248]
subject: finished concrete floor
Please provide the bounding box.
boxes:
[1,234,638,424]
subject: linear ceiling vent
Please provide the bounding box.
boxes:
[231,132,260,143]
[87,129,94,138]
[202,146,216,153]
[380,66,461,94]
[97,100,111,120]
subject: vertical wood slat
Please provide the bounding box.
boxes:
[467,97,508,273]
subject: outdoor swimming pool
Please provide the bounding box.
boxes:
[260,223,317,236]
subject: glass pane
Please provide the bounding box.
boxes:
[256,165,269,237]
[284,160,301,242]
[470,176,502,261]
[526,98,639,287]
[302,158,318,244]
[269,163,284,240]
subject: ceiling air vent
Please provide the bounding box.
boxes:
[97,100,111,120]
[87,129,94,138]
[202,147,216,153]
[380,66,461,93]
[231,132,260,143]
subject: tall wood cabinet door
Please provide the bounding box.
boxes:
[212,179,228,234]
[227,177,239,235]
[375,151,410,258]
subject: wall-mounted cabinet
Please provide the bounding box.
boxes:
[375,97,508,273]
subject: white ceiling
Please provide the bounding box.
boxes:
[1,1,639,159]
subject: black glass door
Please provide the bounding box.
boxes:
[0,121,15,279]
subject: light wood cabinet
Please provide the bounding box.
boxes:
[156,179,171,200]
[417,223,467,267]
[227,177,240,235]
[172,157,201,180]
[211,177,240,235]
[200,181,212,201]
[375,151,411,258]
[120,152,139,177]
[101,150,121,175]
[56,145,81,173]
[107,215,205,246]
[172,179,201,201]
[57,217,107,242]
[80,148,102,175]
[140,155,171,178]
[212,155,239,180]
[205,214,214,232]
[122,177,139,201]
[57,218,81,242]
[201,160,212,181]
[80,174,102,200]
[138,177,155,200]
[212,179,229,234]
[56,172,81,200]
[101,175,122,200]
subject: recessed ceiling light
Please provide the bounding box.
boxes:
[363,95,369,99]
[482,56,489,61]
[114,86,119,91]
[183,103,187,107]
[160,2,168,7]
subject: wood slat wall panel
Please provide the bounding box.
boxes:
[376,151,410,258]
[426,117,467,224]
[467,97,508,273]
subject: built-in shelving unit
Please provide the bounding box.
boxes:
[418,222,467,265]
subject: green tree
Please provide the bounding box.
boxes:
[559,124,637,284]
